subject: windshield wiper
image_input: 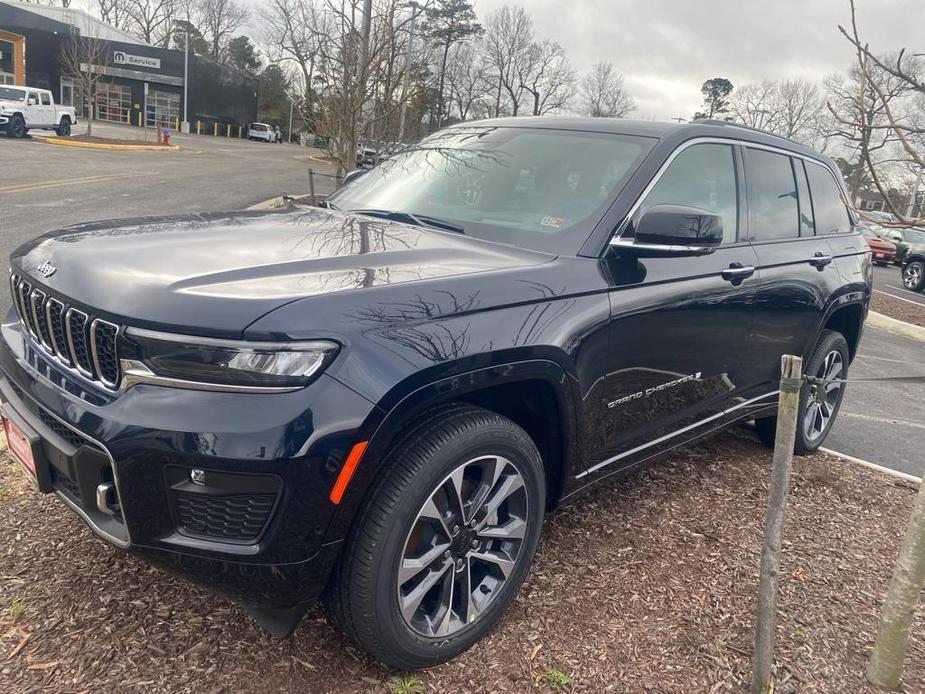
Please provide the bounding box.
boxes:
[348,208,464,234]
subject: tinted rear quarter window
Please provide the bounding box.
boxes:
[745,148,799,241]
[806,163,851,234]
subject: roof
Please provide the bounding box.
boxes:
[0,0,149,46]
[453,116,829,162]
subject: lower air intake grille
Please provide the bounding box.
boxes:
[174,492,276,542]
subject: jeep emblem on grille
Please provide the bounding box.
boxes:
[37,262,57,278]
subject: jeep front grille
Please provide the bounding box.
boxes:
[10,272,121,390]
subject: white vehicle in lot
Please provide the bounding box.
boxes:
[0,86,76,138]
[247,122,276,142]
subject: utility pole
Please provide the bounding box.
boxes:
[288,96,294,144]
[181,30,190,134]
[906,166,923,219]
[397,0,421,143]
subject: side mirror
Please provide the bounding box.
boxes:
[611,204,723,257]
[27,96,38,105]
[340,168,366,188]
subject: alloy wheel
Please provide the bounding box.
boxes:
[397,455,529,638]
[904,263,922,289]
[803,349,843,442]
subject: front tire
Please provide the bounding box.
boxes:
[55,117,71,137]
[903,260,925,292]
[326,404,545,668]
[754,330,850,454]
[7,114,26,138]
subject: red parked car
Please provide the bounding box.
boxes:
[859,225,897,265]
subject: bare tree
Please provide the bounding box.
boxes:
[730,78,829,149]
[518,39,575,116]
[482,5,533,117]
[196,0,249,61]
[729,80,779,127]
[581,60,635,118]
[444,42,493,122]
[58,28,111,136]
[833,0,924,225]
[98,0,132,31]
[124,0,176,47]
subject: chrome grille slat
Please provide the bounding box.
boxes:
[7,272,120,391]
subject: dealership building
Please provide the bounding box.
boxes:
[0,0,257,130]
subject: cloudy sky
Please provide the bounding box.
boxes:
[469,0,925,120]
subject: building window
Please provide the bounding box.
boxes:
[146,90,180,127]
[0,39,14,84]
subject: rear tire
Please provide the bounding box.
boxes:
[325,403,545,668]
[903,260,925,292]
[753,330,850,454]
[55,117,71,137]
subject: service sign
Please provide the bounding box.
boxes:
[113,51,161,70]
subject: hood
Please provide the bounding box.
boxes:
[11,207,554,336]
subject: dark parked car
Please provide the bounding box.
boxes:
[901,232,925,291]
[0,118,871,668]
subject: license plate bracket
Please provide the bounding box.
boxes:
[2,406,55,493]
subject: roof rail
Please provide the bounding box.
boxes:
[690,118,795,143]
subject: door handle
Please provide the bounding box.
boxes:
[809,252,833,268]
[721,263,756,282]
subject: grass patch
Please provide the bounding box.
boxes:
[388,674,425,694]
[539,668,571,691]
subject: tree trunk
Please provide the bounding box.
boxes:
[751,355,802,694]
[867,477,925,689]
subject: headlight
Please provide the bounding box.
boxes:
[122,327,338,391]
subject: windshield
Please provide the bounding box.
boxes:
[0,87,25,102]
[328,126,654,253]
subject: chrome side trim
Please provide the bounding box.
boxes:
[609,237,716,254]
[575,391,779,479]
[119,359,302,394]
[89,319,120,388]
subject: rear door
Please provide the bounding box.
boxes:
[743,147,848,392]
[587,142,761,478]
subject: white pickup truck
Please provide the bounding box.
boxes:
[0,85,77,138]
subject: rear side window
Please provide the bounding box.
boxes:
[40,93,51,106]
[806,163,851,234]
[637,143,738,243]
[746,149,799,241]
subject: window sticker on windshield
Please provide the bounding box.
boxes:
[541,216,564,228]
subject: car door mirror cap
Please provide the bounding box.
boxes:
[610,204,723,258]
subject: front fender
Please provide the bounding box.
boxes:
[322,358,580,545]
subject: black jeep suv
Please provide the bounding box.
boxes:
[0,118,870,668]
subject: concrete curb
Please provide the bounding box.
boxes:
[820,447,921,483]
[867,310,925,342]
[40,137,180,152]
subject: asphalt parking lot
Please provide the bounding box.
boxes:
[0,127,922,477]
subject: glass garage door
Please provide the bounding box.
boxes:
[146,90,180,127]
[95,83,132,123]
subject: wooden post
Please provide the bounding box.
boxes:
[751,354,802,694]
[309,168,316,203]
[867,478,925,689]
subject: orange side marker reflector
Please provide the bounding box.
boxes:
[329,441,368,505]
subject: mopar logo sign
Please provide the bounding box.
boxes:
[113,51,161,70]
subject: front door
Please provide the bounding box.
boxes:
[584,142,760,480]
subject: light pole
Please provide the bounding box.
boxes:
[288,95,294,144]
[397,0,421,143]
[181,30,190,134]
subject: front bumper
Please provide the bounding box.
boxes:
[0,314,378,608]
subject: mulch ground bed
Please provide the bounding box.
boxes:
[872,291,925,329]
[1,432,923,693]
[63,134,173,147]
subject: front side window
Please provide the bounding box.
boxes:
[805,162,852,234]
[635,143,738,243]
[746,149,799,241]
[328,127,654,253]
